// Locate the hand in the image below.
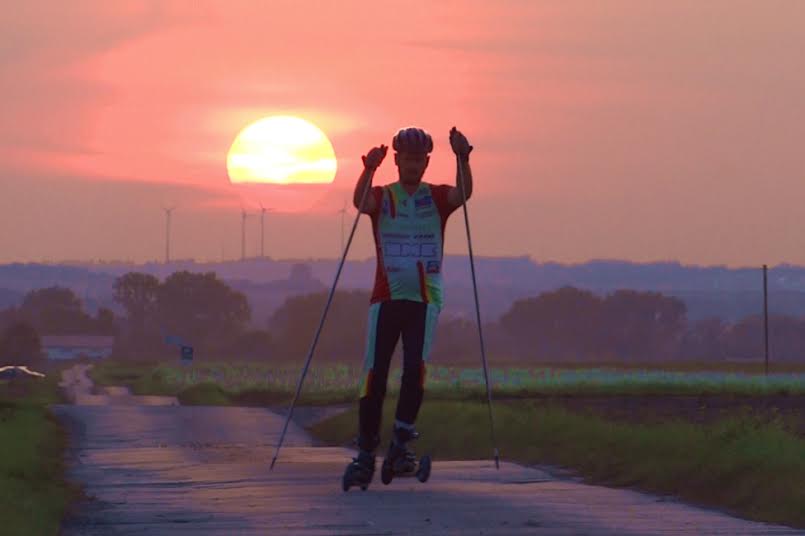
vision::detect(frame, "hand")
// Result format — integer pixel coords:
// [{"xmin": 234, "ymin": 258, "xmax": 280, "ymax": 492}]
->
[
  {"xmin": 361, "ymin": 144, "xmax": 388, "ymax": 170},
  {"xmin": 450, "ymin": 127, "xmax": 473, "ymax": 159}
]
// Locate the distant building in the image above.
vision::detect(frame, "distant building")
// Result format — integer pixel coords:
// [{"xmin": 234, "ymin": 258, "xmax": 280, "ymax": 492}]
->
[{"xmin": 41, "ymin": 335, "xmax": 115, "ymax": 360}]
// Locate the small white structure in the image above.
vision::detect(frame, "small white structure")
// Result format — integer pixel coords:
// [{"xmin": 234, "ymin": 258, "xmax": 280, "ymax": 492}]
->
[
  {"xmin": 0, "ymin": 366, "xmax": 46, "ymax": 379},
  {"xmin": 41, "ymin": 335, "xmax": 115, "ymax": 360}
]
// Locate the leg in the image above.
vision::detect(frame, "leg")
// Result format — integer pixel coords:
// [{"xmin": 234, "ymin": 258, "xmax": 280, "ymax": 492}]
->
[
  {"xmin": 358, "ymin": 301, "xmax": 403, "ymax": 452},
  {"xmin": 395, "ymin": 301, "xmax": 440, "ymax": 429},
  {"xmin": 382, "ymin": 301, "xmax": 440, "ymax": 476}
]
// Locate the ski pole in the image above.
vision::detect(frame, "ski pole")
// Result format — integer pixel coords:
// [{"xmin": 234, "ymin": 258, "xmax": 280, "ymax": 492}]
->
[
  {"xmin": 456, "ymin": 150, "xmax": 500, "ymax": 470},
  {"xmin": 270, "ymin": 176, "xmax": 373, "ymax": 470}
]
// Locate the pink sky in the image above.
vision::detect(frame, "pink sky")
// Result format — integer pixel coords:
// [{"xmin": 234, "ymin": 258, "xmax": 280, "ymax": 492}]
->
[{"xmin": 1, "ymin": 1, "xmax": 804, "ymax": 266}]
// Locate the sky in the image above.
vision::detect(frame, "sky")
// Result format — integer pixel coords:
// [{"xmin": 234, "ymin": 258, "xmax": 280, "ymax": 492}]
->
[{"xmin": 1, "ymin": 1, "xmax": 804, "ymax": 267}]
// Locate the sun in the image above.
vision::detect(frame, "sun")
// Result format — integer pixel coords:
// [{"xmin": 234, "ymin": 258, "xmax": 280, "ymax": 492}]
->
[{"xmin": 227, "ymin": 116, "xmax": 337, "ymax": 184}]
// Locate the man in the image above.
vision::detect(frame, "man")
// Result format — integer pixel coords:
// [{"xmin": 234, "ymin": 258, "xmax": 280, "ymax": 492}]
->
[{"xmin": 343, "ymin": 125, "xmax": 473, "ymax": 488}]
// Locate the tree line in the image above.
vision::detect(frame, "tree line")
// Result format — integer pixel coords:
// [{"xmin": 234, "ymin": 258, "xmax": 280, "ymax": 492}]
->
[{"xmin": 1, "ymin": 271, "xmax": 801, "ymax": 366}]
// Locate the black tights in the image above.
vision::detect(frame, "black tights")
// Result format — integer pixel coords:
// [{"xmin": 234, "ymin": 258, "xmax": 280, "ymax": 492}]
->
[{"xmin": 358, "ymin": 300, "xmax": 429, "ymax": 452}]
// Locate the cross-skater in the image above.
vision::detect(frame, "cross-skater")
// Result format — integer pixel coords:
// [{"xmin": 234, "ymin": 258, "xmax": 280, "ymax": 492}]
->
[{"xmin": 342, "ymin": 125, "xmax": 474, "ymax": 490}]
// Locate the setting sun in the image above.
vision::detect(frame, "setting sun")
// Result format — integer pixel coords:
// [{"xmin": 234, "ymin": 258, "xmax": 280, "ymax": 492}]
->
[{"xmin": 226, "ymin": 116, "xmax": 337, "ymax": 185}]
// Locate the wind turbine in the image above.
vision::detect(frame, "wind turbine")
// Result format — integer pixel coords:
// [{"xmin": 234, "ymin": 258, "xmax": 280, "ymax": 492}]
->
[{"xmin": 163, "ymin": 206, "xmax": 176, "ymax": 264}]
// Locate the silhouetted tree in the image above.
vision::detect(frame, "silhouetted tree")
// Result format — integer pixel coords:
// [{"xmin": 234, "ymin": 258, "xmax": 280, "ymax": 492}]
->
[
  {"xmin": 0, "ymin": 307, "xmax": 21, "ymax": 333},
  {"xmin": 157, "ymin": 271, "xmax": 250, "ymax": 354},
  {"xmin": 600, "ymin": 290, "xmax": 687, "ymax": 360},
  {"xmin": 113, "ymin": 272, "xmax": 160, "ymax": 340},
  {"xmin": 228, "ymin": 329, "xmax": 274, "ymax": 359},
  {"xmin": 501, "ymin": 287, "xmax": 605, "ymax": 359},
  {"xmin": 723, "ymin": 314, "xmax": 805, "ymax": 361},
  {"xmin": 0, "ymin": 322, "xmax": 42, "ymax": 366},
  {"xmin": 766, "ymin": 315, "xmax": 805, "ymax": 361},
  {"xmin": 270, "ymin": 290, "xmax": 371, "ymax": 361},
  {"xmin": 722, "ymin": 315, "xmax": 764, "ymax": 360},
  {"xmin": 19, "ymin": 286, "xmax": 92, "ymax": 335},
  {"xmin": 679, "ymin": 317, "xmax": 728, "ymax": 360},
  {"xmin": 95, "ymin": 307, "xmax": 117, "ymax": 336},
  {"xmin": 430, "ymin": 316, "xmax": 477, "ymax": 362}
]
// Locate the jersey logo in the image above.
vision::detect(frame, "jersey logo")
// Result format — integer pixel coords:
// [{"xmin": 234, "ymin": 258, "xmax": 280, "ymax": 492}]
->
[
  {"xmin": 414, "ymin": 196, "xmax": 433, "ymax": 208},
  {"xmin": 384, "ymin": 242, "xmax": 438, "ymax": 258}
]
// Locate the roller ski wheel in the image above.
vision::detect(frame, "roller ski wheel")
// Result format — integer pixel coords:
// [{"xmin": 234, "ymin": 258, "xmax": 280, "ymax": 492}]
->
[
  {"xmin": 341, "ymin": 452, "xmax": 374, "ymax": 492},
  {"xmin": 416, "ymin": 454, "xmax": 432, "ymax": 483},
  {"xmin": 381, "ymin": 445, "xmax": 431, "ymax": 485},
  {"xmin": 381, "ymin": 458, "xmax": 394, "ymax": 485}
]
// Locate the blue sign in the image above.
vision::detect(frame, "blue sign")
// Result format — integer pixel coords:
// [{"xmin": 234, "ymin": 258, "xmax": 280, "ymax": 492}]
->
[{"xmin": 180, "ymin": 345, "xmax": 194, "ymax": 362}]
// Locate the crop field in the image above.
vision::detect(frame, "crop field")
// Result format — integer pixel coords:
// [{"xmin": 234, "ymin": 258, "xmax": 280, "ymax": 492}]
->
[
  {"xmin": 128, "ymin": 361, "xmax": 805, "ymax": 397},
  {"xmin": 89, "ymin": 360, "xmax": 805, "ymax": 436}
]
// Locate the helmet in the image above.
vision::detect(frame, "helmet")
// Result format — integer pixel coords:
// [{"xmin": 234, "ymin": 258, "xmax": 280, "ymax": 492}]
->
[{"xmin": 392, "ymin": 126, "xmax": 433, "ymax": 154}]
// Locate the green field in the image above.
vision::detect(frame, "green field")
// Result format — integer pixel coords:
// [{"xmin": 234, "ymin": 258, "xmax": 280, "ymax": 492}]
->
[
  {"xmin": 310, "ymin": 400, "xmax": 805, "ymax": 529},
  {"xmin": 0, "ymin": 368, "xmax": 77, "ymax": 536},
  {"xmin": 90, "ymin": 359, "xmax": 805, "ymax": 405}
]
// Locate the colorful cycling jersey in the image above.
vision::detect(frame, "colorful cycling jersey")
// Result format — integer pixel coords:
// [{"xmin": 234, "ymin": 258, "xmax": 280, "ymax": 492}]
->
[{"xmin": 368, "ymin": 181, "xmax": 459, "ymax": 308}]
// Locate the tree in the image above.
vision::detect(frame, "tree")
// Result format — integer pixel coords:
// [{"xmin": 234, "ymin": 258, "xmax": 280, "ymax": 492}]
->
[
  {"xmin": 19, "ymin": 286, "xmax": 92, "ymax": 335},
  {"xmin": 500, "ymin": 286, "xmax": 605, "ymax": 360},
  {"xmin": 95, "ymin": 307, "xmax": 117, "ymax": 336},
  {"xmin": 600, "ymin": 290, "xmax": 687, "ymax": 360},
  {"xmin": 0, "ymin": 322, "xmax": 42, "ymax": 366},
  {"xmin": 430, "ymin": 316, "xmax": 477, "ymax": 362},
  {"xmin": 723, "ymin": 314, "xmax": 805, "ymax": 362},
  {"xmin": 229, "ymin": 330, "xmax": 274, "ymax": 359},
  {"xmin": 270, "ymin": 290, "xmax": 371, "ymax": 361},
  {"xmin": 679, "ymin": 317, "xmax": 728, "ymax": 361},
  {"xmin": 157, "ymin": 271, "xmax": 251, "ymax": 353},
  {"xmin": 722, "ymin": 315, "xmax": 764, "ymax": 361},
  {"xmin": 766, "ymin": 315, "xmax": 805, "ymax": 361},
  {"xmin": 113, "ymin": 272, "xmax": 160, "ymax": 339}
]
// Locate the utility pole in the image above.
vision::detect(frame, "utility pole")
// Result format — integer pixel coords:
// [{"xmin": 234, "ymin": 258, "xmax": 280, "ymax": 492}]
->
[{"xmin": 763, "ymin": 264, "xmax": 770, "ymax": 375}]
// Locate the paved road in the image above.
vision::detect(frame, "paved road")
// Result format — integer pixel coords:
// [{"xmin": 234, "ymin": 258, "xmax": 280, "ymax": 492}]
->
[{"xmin": 54, "ymin": 367, "xmax": 804, "ymax": 535}]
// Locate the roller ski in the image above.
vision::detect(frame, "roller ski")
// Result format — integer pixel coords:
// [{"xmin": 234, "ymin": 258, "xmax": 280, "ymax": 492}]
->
[
  {"xmin": 380, "ymin": 426, "xmax": 431, "ymax": 485},
  {"xmin": 342, "ymin": 449, "xmax": 375, "ymax": 492}
]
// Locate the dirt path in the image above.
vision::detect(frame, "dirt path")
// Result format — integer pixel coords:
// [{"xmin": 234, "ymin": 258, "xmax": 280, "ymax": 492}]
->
[{"xmin": 54, "ymin": 365, "xmax": 804, "ymax": 535}]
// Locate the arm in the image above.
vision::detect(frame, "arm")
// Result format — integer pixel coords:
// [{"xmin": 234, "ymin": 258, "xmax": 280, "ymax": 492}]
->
[
  {"xmin": 353, "ymin": 166, "xmax": 378, "ymax": 215},
  {"xmin": 448, "ymin": 156, "xmax": 472, "ymax": 208},
  {"xmin": 354, "ymin": 144, "xmax": 387, "ymax": 215},
  {"xmin": 447, "ymin": 127, "xmax": 473, "ymax": 208}
]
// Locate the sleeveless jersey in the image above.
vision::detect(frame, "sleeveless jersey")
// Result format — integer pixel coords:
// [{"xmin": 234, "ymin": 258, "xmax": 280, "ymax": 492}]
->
[{"xmin": 368, "ymin": 181, "xmax": 458, "ymax": 308}]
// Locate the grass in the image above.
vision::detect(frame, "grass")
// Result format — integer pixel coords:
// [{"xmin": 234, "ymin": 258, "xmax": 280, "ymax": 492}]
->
[
  {"xmin": 88, "ymin": 360, "xmax": 180, "ymax": 397},
  {"xmin": 89, "ymin": 359, "xmax": 805, "ymax": 405},
  {"xmin": 309, "ymin": 400, "xmax": 805, "ymax": 529},
  {"xmin": 0, "ymin": 364, "xmax": 78, "ymax": 535}
]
